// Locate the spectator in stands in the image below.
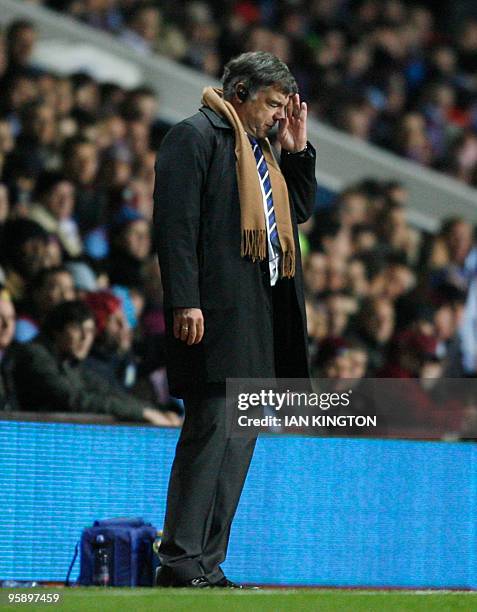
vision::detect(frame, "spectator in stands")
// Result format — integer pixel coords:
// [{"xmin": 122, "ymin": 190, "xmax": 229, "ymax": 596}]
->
[
  {"xmin": 29, "ymin": 171, "xmax": 83, "ymax": 258},
  {"xmin": 98, "ymin": 143, "xmax": 133, "ymax": 216},
  {"xmin": 327, "ymin": 258, "xmax": 348, "ymax": 292},
  {"xmin": 303, "ymin": 251, "xmax": 328, "ymax": 297},
  {"xmin": 74, "ymin": 0, "xmax": 123, "ymax": 34},
  {"xmin": 123, "ymin": 86, "xmax": 157, "ymax": 125},
  {"xmin": 312, "ymin": 337, "xmax": 352, "ymax": 379},
  {"xmin": 12, "ymin": 299, "xmax": 176, "ymax": 425},
  {"xmin": 44, "ymin": 234, "xmax": 64, "ymax": 268},
  {"xmin": 347, "ymin": 256, "xmax": 370, "ymax": 298},
  {"xmin": 432, "ymin": 284, "xmax": 467, "ymax": 376},
  {"xmin": 0, "ymin": 218, "xmax": 50, "ymax": 302},
  {"xmin": 0, "ymin": 122, "xmax": 14, "ymax": 176},
  {"xmin": 0, "ymin": 183, "xmax": 10, "ymax": 228},
  {"xmin": 310, "ymin": 220, "xmax": 352, "ymax": 260},
  {"xmin": 337, "ymin": 188, "xmax": 369, "ymax": 229},
  {"xmin": 428, "ymin": 216, "xmax": 475, "ymax": 276},
  {"xmin": 71, "ymin": 72, "xmax": 101, "ymax": 119},
  {"xmin": 394, "ymin": 113, "xmax": 433, "ymax": 166},
  {"xmin": 370, "ymin": 258, "xmax": 416, "ymax": 302},
  {"xmin": 182, "ymin": 2, "xmax": 221, "ymax": 76},
  {"xmin": 83, "ymin": 290, "xmax": 137, "ymax": 392},
  {"xmin": 0, "ymin": 290, "xmax": 16, "ymax": 410},
  {"xmin": 352, "ymin": 296, "xmax": 396, "ymax": 374},
  {"xmin": 324, "ymin": 291, "xmax": 357, "ymax": 338},
  {"xmin": 108, "ymin": 206, "xmax": 150, "ymax": 290},
  {"xmin": 378, "ymin": 201, "xmax": 421, "ymax": 265},
  {"xmin": 379, "ymin": 330, "xmax": 443, "ymax": 379},
  {"xmin": 347, "ymin": 340, "xmax": 369, "ymax": 379},
  {"xmin": 63, "ymin": 137, "xmax": 105, "ymax": 234},
  {"xmin": 14, "ymin": 265, "xmax": 75, "ymax": 343},
  {"xmin": 4, "ymin": 20, "xmax": 37, "ymax": 77},
  {"xmin": 14, "ymin": 101, "xmax": 59, "ymax": 176},
  {"xmin": 119, "ymin": 3, "xmax": 161, "ymax": 56},
  {"xmin": 351, "ymin": 225, "xmax": 378, "ymax": 256}
]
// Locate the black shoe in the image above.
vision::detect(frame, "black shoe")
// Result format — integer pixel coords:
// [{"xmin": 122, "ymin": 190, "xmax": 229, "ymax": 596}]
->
[
  {"xmin": 211, "ymin": 576, "xmax": 259, "ymax": 589},
  {"xmin": 155, "ymin": 566, "xmax": 173, "ymax": 587},
  {"xmin": 155, "ymin": 567, "xmax": 211, "ymax": 588},
  {"xmin": 186, "ymin": 576, "xmax": 211, "ymax": 588}
]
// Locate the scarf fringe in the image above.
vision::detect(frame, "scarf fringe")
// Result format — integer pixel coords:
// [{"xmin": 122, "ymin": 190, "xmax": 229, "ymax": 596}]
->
[
  {"xmin": 241, "ymin": 229, "xmax": 267, "ymax": 262},
  {"xmin": 281, "ymin": 250, "xmax": 295, "ymax": 278}
]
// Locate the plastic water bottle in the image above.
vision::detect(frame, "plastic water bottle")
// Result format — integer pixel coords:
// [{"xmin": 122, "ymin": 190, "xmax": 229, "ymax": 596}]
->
[{"xmin": 93, "ymin": 534, "xmax": 111, "ymax": 586}]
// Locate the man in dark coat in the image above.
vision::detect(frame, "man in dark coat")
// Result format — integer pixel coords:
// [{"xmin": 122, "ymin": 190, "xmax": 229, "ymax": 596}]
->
[{"xmin": 153, "ymin": 51, "xmax": 317, "ymax": 588}]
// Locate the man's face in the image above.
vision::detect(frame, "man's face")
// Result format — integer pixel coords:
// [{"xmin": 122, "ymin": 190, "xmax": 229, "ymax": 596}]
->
[
  {"xmin": 341, "ymin": 194, "xmax": 368, "ymax": 227},
  {"xmin": 45, "ymin": 181, "xmax": 75, "ymax": 220},
  {"xmin": 133, "ymin": 8, "xmax": 160, "ymax": 42},
  {"xmin": 20, "ymin": 237, "xmax": 48, "ymax": 278},
  {"xmin": 122, "ymin": 219, "xmax": 151, "ymax": 261},
  {"xmin": 304, "ymin": 252, "xmax": 327, "ymax": 293},
  {"xmin": 104, "ymin": 309, "xmax": 131, "ymax": 353},
  {"xmin": 448, "ymin": 221, "xmax": 473, "ymax": 264},
  {"xmin": 0, "ymin": 121, "xmax": 14, "ymax": 154},
  {"xmin": 434, "ymin": 304, "xmax": 455, "ymax": 341},
  {"xmin": 69, "ymin": 144, "xmax": 98, "ymax": 185},
  {"xmin": 0, "ymin": 184, "xmax": 9, "ymax": 223},
  {"xmin": 0, "ymin": 299, "xmax": 15, "ymax": 351},
  {"xmin": 235, "ymin": 85, "xmax": 290, "ymax": 139},
  {"xmin": 36, "ymin": 272, "xmax": 75, "ymax": 313},
  {"xmin": 11, "ymin": 26, "xmax": 37, "ymax": 64},
  {"xmin": 132, "ymin": 94, "xmax": 157, "ymax": 123},
  {"xmin": 368, "ymin": 300, "xmax": 395, "ymax": 343},
  {"xmin": 348, "ymin": 349, "xmax": 368, "ymax": 379},
  {"xmin": 325, "ymin": 354, "xmax": 352, "ymax": 379},
  {"xmin": 55, "ymin": 319, "xmax": 95, "ymax": 360},
  {"xmin": 32, "ymin": 105, "xmax": 56, "ymax": 145}
]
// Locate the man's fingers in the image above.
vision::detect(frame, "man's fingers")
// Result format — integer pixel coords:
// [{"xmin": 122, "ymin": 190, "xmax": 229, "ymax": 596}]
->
[
  {"xmin": 180, "ymin": 323, "xmax": 189, "ymax": 342},
  {"xmin": 196, "ymin": 317, "xmax": 204, "ymax": 343},
  {"xmin": 179, "ymin": 316, "xmax": 192, "ymax": 342},
  {"xmin": 187, "ymin": 321, "xmax": 197, "ymax": 345},
  {"xmin": 190, "ymin": 316, "xmax": 204, "ymax": 344},
  {"xmin": 286, "ymin": 97, "xmax": 294, "ymax": 118},
  {"xmin": 173, "ymin": 308, "xmax": 204, "ymax": 344},
  {"xmin": 175, "ymin": 315, "xmax": 205, "ymax": 344},
  {"xmin": 292, "ymin": 93, "xmax": 300, "ymax": 118},
  {"xmin": 278, "ymin": 115, "xmax": 288, "ymax": 133}
]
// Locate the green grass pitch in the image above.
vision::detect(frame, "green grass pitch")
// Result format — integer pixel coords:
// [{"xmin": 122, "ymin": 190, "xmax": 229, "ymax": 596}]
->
[{"xmin": 2, "ymin": 588, "xmax": 477, "ymax": 612}]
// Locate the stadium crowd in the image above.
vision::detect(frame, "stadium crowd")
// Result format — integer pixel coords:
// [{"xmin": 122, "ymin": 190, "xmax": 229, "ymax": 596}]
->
[
  {"xmin": 0, "ymin": 15, "xmax": 477, "ymax": 436},
  {"xmin": 44, "ymin": 0, "xmax": 477, "ymax": 186}
]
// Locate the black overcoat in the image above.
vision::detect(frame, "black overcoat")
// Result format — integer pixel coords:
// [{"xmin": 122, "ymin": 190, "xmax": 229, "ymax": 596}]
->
[{"xmin": 153, "ymin": 107, "xmax": 317, "ymax": 397}]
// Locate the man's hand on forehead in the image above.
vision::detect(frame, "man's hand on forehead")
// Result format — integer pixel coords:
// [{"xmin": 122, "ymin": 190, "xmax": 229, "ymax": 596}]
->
[
  {"xmin": 287, "ymin": 93, "xmax": 302, "ymax": 118},
  {"xmin": 278, "ymin": 92, "xmax": 308, "ymax": 152}
]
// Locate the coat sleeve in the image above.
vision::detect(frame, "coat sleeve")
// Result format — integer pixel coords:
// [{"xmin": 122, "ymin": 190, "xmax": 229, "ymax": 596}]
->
[
  {"xmin": 280, "ymin": 143, "xmax": 317, "ymax": 224},
  {"xmin": 153, "ymin": 121, "xmax": 210, "ymax": 309}
]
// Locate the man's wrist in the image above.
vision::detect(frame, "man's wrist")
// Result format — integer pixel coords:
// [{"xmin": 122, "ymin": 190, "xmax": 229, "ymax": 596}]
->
[{"xmin": 283, "ymin": 143, "xmax": 308, "ymax": 155}]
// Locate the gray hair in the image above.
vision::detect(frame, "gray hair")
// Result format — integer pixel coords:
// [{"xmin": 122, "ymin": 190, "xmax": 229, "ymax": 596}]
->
[{"xmin": 222, "ymin": 51, "xmax": 297, "ymax": 101}]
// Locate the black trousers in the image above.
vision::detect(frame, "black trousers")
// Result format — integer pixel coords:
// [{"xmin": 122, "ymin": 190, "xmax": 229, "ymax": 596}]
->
[
  {"xmin": 157, "ymin": 391, "xmax": 257, "ymax": 583},
  {"xmin": 157, "ymin": 278, "xmax": 304, "ymax": 582}
]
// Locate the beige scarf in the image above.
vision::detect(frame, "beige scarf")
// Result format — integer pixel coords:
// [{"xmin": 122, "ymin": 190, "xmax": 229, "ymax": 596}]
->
[{"xmin": 201, "ymin": 87, "xmax": 295, "ymax": 278}]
